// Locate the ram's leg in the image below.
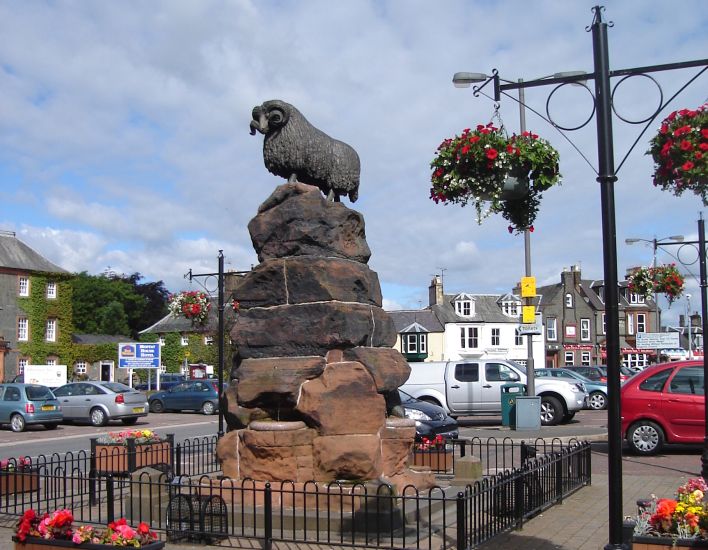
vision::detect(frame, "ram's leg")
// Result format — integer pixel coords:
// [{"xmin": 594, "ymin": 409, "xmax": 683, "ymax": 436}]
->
[
  {"xmin": 288, "ymin": 173, "xmax": 298, "ymax": 184},
  {"xmin": 326, "ymin": 189, "xmax": 336, "ymax": 202}
]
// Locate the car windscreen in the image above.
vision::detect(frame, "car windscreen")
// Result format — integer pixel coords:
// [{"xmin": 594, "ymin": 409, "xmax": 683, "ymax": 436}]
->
[
  {"xmin": 101, "ymin": 382, "xmax": 132, "ymax": 393},
  {"xmin": 25, "ymin": 385, "xmax": 55, "ymax": 401}
]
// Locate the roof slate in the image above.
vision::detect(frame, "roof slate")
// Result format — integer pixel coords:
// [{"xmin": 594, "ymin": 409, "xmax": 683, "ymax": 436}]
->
[{"xmin": 0, "ymin": 233, "xmax": 67, "ymax": 273}]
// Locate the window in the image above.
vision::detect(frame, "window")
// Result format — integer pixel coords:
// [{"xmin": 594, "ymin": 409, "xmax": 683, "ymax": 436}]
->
[
  {"xmin": 546, "ymin": 318, "xmax": 557, "ymax": 341},
  {"xmin": 565, "ymin": 324, "xmax": 577, "ymax": 339},
  {"xmin": 502, "ymin": 301, "xmax": 519, "ymax": 316},
  {"xmin": 75, "ymin": 361, "xmax": 87, "ymax": 375},
  {"xmin": 455, "ymin": 298, "xmax": 473, "ymax": 317},
  {"xmin": 18, "ymin": 358, "xmax": 27, "ymax": 374},
  {"xmin": 486, "ymin": 363, "xmax": 519, "ymax": 382},
  {"xmin": 565, "ymin": 293, "xmax": 573, "ymax": 308},
  {"xmin": 181, "ymin": 335, "xmax": 189, "ymax": 346},
  {"xmin": 627, "ymin": 314, "xmax": 635, "ymax": 335},
  {"xmin": 491, "ymin": 328, "xmax": 500, "ymax": 346},
  {"xmin": 564, "ymin": 351, "xmax": 574, "ymax": 366},
  {"xmin": 18, "ymin": 317, "xmax": 28, "ymax": 341},
  {"xmin": 159, "ymin": 335, "xmax": 165, "ymax": 346},
  {"xmin": 515, "ymin": 329, "xmax": 523, "ymax": 346},
  {"xmin": 46, "ymin": 319, "xmax": 56, "ymax": 342},
  {"xmin": 668, "ymin": 366, "xmax": 704, "ymax": 395},
  {"xmin": 637, "ymin": 313, "xmax": 646, "ymax": 334},
  {"xmin": 623, "ymin": 353, "xmax": 649, "ymax": 371},
  {"xmin": 46, "ymin": 358, "xmax": 57, "ymax": 366},
  {"xmin": 454, "ymin": 363, "xmax": 479, "ymax": 382},
  {"xmin": 581, "ymin": 351, "xmax": 591, "ymax": 366},
  {"xmin": 18, "ymin": 276, "xmax": 29, "ymax": 296},
  {"xmin": 580, "ymin": 319, "xmax": 591, "ymax": 341},
  {"xmin": 405, "ymin": 334, "xmax": 417, "ymax": 353},
  {"xmin": 46, "ymin": 281, "xmax": 57, "ymax": 299},
  {"xmin": 419, "ymin": 334, "xmax": 427, "ymax": 353},
  {"xmin": 602, "ymin": 313, "xmax": 606, "ymax": 334},
  {"xmin": 460, "ymin": 327, "xmax": 478, "ymax": 349},
  {"xmin": 639, "ymin": 369, "xmax": 672, "ymax": 392},
  {"xmin": 204, "ymin": 335, "xmax": 213, "ymax": 346},
  {"xmin": 629, "ymin": 292, "xmax": 645, "ymax": 304}
]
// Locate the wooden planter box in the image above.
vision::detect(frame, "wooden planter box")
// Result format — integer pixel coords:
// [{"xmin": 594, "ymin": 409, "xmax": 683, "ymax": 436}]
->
[
  {"xmin": 93, "ymin": 439, "xmax": 172, "ymax": 474},
  {"xmin": 633, "ymin": 536, "xmax": 708, "ymax": 549},
  {"xmin": 411, "ymin": 450, "xmax": 453, "ymax": 472},
  {"xmin": 0, "ymin": 470, "xmax": 39, "ymax": 495},
  {"xmin": 14, "ymin": 536, "xmax": 165, "ymax": 550}
]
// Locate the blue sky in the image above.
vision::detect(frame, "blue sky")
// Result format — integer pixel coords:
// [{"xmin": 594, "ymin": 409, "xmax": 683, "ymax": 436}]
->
[{"xmin": 1, "ymin": 1, "xmax": 706, "ymax": 328}]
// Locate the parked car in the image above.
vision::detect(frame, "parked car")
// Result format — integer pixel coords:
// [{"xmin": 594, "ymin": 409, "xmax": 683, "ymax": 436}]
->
[
  {"xmin": 621, "ymin": 360, "xmax": 704, "ymax": 455},
  {"xmin": 0, "ymin": 383, "xmax": 63, "ymax": 432},
  {"xmin": 564, "ymin": 365, "xmax": 633, "ymax": 383},
  {"xmin": 398, "ymin": 389, "xmax": 459, "ymax": 441},
  {"xmin": 134, "ymin": 373, "xmax": 186, "ymax": 391},
  {"xmin": 52, "ymin": 381, "xmax": 148, "ymax": 426},
  {"xmin": 535, "ymin": 368, "xmax": 608, "ymax": 410},
  {"xmin": 400, "ymin": 359, "xmax": 587, "ymax": 426},
  {"xmin": 148, "ymin": 380, "xmax": 221, "ymax": 415}
]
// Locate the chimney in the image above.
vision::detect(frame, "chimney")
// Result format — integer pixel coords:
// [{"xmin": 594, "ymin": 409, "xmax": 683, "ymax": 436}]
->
[{"xmin": 429, "ymin": 276, "xmax": 444, "ymax": 307}]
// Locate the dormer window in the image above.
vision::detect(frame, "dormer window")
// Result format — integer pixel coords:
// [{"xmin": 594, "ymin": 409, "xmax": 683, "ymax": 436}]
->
[
  {"xmin": 454, "ymin": 293, "xmax": 475, "ymax": 317},
  {"xmin": 501, "ymin": 299, "xmax": 520, "ymax": 317},
  {"xmin": 565, "ymin": 293, "xmax": 573, "ymax": 308}
]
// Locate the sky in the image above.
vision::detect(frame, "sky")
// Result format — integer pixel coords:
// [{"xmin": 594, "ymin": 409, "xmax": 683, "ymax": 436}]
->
[{"xmin": 1, "ymin": 1, "xmax": 706, "ymax": 329}]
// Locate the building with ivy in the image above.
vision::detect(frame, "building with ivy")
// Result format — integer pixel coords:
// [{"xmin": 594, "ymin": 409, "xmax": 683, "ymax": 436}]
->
[{"xmin": 0, "ymin": 230, "xmax": 136, "ymax": 383}]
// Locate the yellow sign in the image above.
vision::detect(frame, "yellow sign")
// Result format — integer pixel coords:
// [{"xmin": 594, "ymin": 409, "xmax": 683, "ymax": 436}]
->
[
  {"xmin": 520, "ymin": 276, "xmax": 536, "ymax": 297},
  {"xmin": 522, "ymin": 305, "xmax": 536, "ymax": 324}
]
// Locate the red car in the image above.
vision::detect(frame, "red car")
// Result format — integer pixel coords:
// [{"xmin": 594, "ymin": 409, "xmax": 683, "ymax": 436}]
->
[{"xmin": 621, "ymin": 360, "xmax": 704, "ymax": 455}]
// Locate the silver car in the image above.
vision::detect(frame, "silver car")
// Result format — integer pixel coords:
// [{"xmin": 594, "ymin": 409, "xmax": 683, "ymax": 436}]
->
[{"xmin": 52, "ymin": 381, "xmax": 148, "ymax": 426}]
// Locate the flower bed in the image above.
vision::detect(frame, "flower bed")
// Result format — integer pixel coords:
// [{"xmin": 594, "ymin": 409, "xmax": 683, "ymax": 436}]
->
[
  {"xmin": 14, "ymin": 509, "xmax": 163, "ymax": 549},
  {"xmin": 1, "ymin": 457, "xmax": 38, "ymax": 495},
  {"xmin": 411, "ymin": 435, "xmax": 453, "ymax": 472},
  {"xmin": 632, "ymin": 477, "xmax": 708, "ymax": 546},
  {"xmin": 92, "ymin": 431, "xmax": 172, "ymax": 474}
]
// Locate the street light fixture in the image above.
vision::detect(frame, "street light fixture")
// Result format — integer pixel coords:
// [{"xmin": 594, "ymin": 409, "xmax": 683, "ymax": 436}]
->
[
  {"xmin": 453, "ymin": 69, "xmax": 586, "ymax": 399},
  {"xmin": 625, "ymin": 235, "xmax": 685, "ymax": 331}
]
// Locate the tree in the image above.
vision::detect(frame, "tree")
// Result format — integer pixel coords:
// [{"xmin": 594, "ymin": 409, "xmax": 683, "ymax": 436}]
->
[{"xmin": 70, "ymin": 272, "xmax": 169, "ymax": 338}]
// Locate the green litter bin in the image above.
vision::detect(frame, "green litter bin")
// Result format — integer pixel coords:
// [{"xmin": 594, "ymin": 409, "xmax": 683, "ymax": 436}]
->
[{"xmin": 501, "ymin": 383, "xmax": 526, "ymax": 427}]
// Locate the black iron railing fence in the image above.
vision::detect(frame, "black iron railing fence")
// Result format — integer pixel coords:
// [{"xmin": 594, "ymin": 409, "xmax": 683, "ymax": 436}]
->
[{"xmin": 0, "ymin": 437, "xmax": 590, "ymax": 549}]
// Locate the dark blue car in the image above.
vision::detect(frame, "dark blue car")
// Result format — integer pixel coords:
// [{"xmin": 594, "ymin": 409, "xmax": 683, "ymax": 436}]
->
[{"xmin": 148, "ymin": 380, "xmax": 220, "ymax": 415}]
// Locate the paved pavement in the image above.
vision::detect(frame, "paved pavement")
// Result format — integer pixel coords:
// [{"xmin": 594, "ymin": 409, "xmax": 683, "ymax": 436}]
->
[{"xmin": 0, "ymin": 419, "xmax": 701, "ymax": 550}]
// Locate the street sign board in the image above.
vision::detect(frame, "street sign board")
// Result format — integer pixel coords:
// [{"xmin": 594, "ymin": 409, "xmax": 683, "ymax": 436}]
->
[
  {"xmin": 636, "ymin": 332, "xmax": 681, "ymax": 349},
  {"xmin": 518, "ymin": 323, "xmax": 542, "ymax": 335},
  {"xmin": 118, "ymin": 343, "xmax": 161, "ymax": 369}
]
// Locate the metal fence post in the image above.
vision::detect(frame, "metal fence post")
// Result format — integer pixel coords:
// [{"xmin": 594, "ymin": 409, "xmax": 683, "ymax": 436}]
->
[
  {"xmin": 555, "ymin": 452, "xmax": 564, "ymax": 503},
  {"xmin": 456, "ymin": 491, "xmax": 466, "ymax": 550},
  {"xmin": 89, "ymin": 438, "xmax": 97, "ymax": 506},
  {"xmin": 514, "ymin": 470, "xmax": 525, "ymax": 528},
  {"xmin": 264, "ymin": 483, "xmax": 272, "ymax": 550},
  {"xmin": 106, "ymin": 475, "xmax": 115, "ymax": 523},
  {"xmin": 126, "ymin": 437, "xmax": 136, "ymax": 472}
]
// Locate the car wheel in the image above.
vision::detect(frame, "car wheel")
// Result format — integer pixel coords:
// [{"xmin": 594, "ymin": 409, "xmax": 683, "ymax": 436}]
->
[
  {"xmin": 588, "ymin": 391, "xmax": 607, "ymax": 410},
  {"xmin": 540, "ymin": 396, "xmax": 563, "ymax": 426},
  {"xmin": 90, "ymin": 407, "xmax": 108, "ymax": 427},
  {"xmin": 10, "ymin": 414, "xmax": 26, "ymax": 433},
  {"xmin": 562, "ymin": 411, "xmax": 576, "ymax": 422},
  {"xmin": 628, "ymin": 421, "xmax": 665, "ymax": 455},
  {"xmin": 44, "ymin": 423, "xmax": 59, "ymax": 430},
  {"xmin": 201, "ymin": 401, "xmax": 216, "ymax": 415},
  {"xmin": 150, "ymin": 400, "xmax": 165, "ymax": 413},
  {"xmin": 420, "ymin": 397, "xmax": 442, "ymax": 408},
  {"xmin": 121, "ymin": 417, "xmax": 139, "ymax": 425}
]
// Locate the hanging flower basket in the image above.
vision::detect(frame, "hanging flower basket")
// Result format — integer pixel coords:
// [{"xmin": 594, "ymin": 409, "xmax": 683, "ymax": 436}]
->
[
  {"xmin": 648, "ymin": 103, "xmax": 707, "ymax": 205},
  {"xmin": 168, "ymin": 291, "xmax": 211, "ymax": 325},
  {"xmin": 429, "ymin": 123, "xmax": 562, "ymax": 233},
  {"xmin": 627, "ymin": 264, "xmax": 685, "ymax": 305}
]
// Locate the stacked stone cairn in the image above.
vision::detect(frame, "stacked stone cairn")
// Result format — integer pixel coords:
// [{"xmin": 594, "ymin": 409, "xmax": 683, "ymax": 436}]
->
[{"xmin": 216, "ymin": 182, "xmax": 434, "ymax": 493}]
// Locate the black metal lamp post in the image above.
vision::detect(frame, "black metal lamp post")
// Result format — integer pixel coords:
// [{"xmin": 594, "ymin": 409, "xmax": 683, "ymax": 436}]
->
[
  {"xmin": 648, "ymin": 216, "xmax": 708, "ymax": 480},
  {"xmin": 473, "ymin": 6, "xmax": 707, "ymax": 548}
]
